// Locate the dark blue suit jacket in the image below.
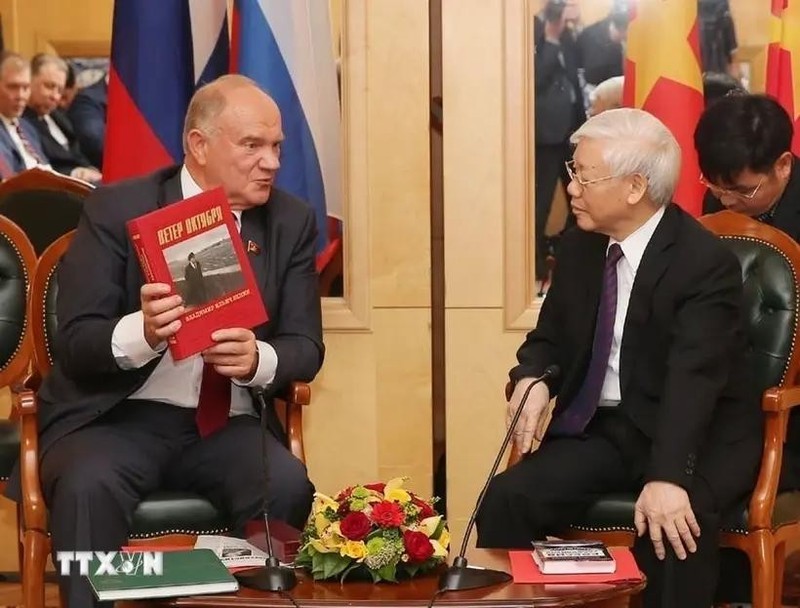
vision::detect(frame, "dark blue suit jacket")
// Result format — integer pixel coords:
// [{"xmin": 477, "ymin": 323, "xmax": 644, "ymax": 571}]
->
[
  {"xmin": 67, "ymin": 78, "xmax": 107, "ymax": 168},
  {"xmin": 0, "ymin": 116, "xmax": 48, "ymax": 174}
]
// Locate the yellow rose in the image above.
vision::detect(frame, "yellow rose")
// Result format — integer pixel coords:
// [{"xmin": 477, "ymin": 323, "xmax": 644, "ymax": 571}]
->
[
  {"xmin": 431, "ymin": 539, "xmax": 448, "ymax": 558},
  {"xmin": 385, "ymin": 488, "xmax": 411, "ymax": 504},
  {"xmin": 314, "ymin": 512, "xmax": 331, "ymax": 536},
  {"xmin": 340, "ymin": 540, "xmax": 367, "ymax": 562},
  {"xmin": 383, "ymin": 476, "xmax": 410, "ymax": 494}
]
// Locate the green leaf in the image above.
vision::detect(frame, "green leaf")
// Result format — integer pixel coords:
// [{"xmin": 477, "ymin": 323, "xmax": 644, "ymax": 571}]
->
[
  {"xmin": 375, "ymin": 563, "xmax": 398, "ymax": 582},
  {"xmin": 403, "ymin": 563, "xmax": 420, "ymax": 578},
  {"xmin": 316, "ymin": 551, "xmax": 350, "ymax": 580},
  {"xmin": 432, "ymin": 519, "xmax": 446, "ymax": 540}
]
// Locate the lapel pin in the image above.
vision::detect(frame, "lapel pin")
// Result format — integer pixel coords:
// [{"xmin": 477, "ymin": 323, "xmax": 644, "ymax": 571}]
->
[{"xmin": 247, "ymin": 240, "xmax": 261, "ymax": 255}]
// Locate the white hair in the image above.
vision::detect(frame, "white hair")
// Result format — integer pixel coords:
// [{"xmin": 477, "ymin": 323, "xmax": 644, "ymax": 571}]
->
[
  {"xmin": 569, "ymin": 108, "xmax": 681, "ymax": 206},
  {"xmin": 589, "ymin": 76, "xmax": 624, "ymax": 109}
]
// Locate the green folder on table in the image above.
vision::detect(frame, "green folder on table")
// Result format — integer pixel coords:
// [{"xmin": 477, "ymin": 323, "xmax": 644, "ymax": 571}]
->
[{"xmin": 87, "ymin": 548, "xmax": 238, "ymax": 602}]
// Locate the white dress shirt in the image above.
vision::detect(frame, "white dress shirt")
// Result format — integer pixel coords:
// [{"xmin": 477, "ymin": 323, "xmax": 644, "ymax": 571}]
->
[
  {"xmin": 0, "ymin": 116, "xmax": 48, "ymax": 169},
  {"xmin": 600, "ymin": 205, "xmax": 666, "ymax": 402},
  {"xmin": 43, "ymin": 114, "xmax": 69, "ymax": 148},
  {"xmin": 111, "ymin": 165, "xmax": 279, "ymax": 417}
]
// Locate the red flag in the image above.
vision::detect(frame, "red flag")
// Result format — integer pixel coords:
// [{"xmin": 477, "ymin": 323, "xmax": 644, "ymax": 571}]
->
[
  {"xmin": 766, "ymin": 0, "xmax": 800, "ymax": 154},
  {"xmin": 624, "ymin": 0, "xmax": 705, "ymax": 216}
]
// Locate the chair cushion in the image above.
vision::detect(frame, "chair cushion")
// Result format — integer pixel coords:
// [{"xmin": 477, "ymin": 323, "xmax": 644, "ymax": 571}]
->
[
  {"xmin": 569, "ymin": 491, "xmax": 800, "ymax": 535},
  {"xmin": 128, "ymin": 491, "xmax": 231, "ymax": 539},
  {"xmin": 0, "ymin": 419, "xmax": 19, "ymax": 480}
]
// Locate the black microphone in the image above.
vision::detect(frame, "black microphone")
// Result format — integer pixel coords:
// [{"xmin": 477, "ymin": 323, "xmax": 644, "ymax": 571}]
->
[
  {"xmin": 234, "ymin": 386, "xmax": 298, "ymax": 592},
  {"xmin": 438, "ymin": 365, "xmax": 561, "ymax": 592}
]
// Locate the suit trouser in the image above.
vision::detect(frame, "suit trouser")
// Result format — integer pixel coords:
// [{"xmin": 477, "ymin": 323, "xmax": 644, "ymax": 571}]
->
[
  {"xmin": 40, "ymin": 399, "xmax": 314, "ymax": 608},
  {"xmin": 534, "ymin": 142, "xmax": 571, "ymax": 280},
  {"xmin": 475, "ymin": 409, "xmax": 723, "ymax": 608}
]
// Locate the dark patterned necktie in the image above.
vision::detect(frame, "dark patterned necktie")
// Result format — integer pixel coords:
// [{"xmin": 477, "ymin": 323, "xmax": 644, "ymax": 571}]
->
[
  {"xmin": 13, "ymin": 120, "xmax": 44, "ymax": 165},
  {"xmin": 551, "ymin": 243, "xmax": 623, "ymax": 435}
]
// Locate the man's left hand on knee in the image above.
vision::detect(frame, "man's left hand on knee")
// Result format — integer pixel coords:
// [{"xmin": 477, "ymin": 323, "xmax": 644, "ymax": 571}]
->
[{"xmin": 634, "ymin": 481, "xmax": 702, "ymax": 561}]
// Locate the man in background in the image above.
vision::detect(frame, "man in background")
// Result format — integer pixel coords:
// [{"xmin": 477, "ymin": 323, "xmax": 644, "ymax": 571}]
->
[
  {"xmin": 695, "ymin": 91, "xmax": 798, "ymax": 608},
  {"xmin": 0, "ymin": 51, "xmax": 48, "ymax": 177},
  {"xmin": 24, "ymin": 53, "xmax": 101, "ymax": 182},
  {"xmin": 533, "ymin": 0, "xmax": 584, "ymax": 283},
  {"xmin": 577, "ymin": 1, "xmax": 628, "ymax": 87},
  {"xmin": 588, "ymin": 76, "xmax": 624, "ymax": 117},
  {"xmin": 67, "ymin": 72, "xmax": 107, "ymax": 168}
]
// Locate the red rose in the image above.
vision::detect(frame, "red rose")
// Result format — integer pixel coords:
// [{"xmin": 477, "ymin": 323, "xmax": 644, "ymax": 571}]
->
[
  {"xmin": 340, "ymin": 512, "xmax": 371, "ymax": 540},
  {"xmin": 411, "ymin": 496, "xmax": 436, "ymax": 519},
  {"xmin": 403, "ymin": 530, "xmax": 435, "ymax": 563},
  {"xmin": 370, "ymin": 500, "xmax": 405, "ymax": 528},
  {"xmin": 364, "ymin": 482, "xmax": 386, "ymax": 493}
]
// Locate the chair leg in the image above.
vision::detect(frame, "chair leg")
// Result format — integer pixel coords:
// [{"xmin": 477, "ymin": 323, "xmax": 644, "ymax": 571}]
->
[
  {"xmin": 747, "ymin": 530, "xmax": 775, "ymax": 608},
  {"xmin": 23, "ymin": 529, "xmax": 47, "ymax": 608},
  {"xmin": 774, "ymin": 541, "xmax": 787, "ymax": 608}
]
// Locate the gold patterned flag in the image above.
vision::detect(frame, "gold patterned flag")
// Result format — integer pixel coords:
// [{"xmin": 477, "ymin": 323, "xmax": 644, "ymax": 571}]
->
[{"xmin": 767, "ymin": 0, "xmax": 800, "ymax": 154}]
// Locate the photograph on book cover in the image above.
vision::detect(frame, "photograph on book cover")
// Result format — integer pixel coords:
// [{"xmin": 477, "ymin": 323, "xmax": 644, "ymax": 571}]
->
[{"xmin": 164, "ymin": 225, "xmax": 246, "ymax": 310}]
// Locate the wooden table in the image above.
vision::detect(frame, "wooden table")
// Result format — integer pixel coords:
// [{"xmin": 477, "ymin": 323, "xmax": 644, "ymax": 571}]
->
[{"xmin": 146, "ymin": 550, "xmax": 645, "ymax": 608}]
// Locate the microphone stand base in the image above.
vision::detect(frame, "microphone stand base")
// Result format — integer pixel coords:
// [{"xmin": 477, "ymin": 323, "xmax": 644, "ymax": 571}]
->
[
  {"xmin": 235, "ymin": 560, "xmax": 298, "ymax": 592},
  {"xmin": 438, "ymin": 564, "xmax": 512, "ymax": 592}
]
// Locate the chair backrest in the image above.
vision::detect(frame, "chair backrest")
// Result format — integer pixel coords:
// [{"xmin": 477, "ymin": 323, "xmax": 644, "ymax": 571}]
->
[
  {"xmin": 30, "ymin": 230, "xmax": 74, "ymax": 376},
  {"xmin": 0, "ymin": 215, "xmax": 36, "ymax": 387},
  {"xmin": 0, "ymin": 168, "xmax": 92, "ymax": 256},
  {"xmin": 699, "ymin": 211, "xmax": 800, "ymax": 394}
]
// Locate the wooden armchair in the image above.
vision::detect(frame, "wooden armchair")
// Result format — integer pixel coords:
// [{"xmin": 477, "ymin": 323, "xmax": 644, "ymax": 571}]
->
[
  {"xmin": 0, "ymin": 167, "xmax": 93, "ymax": 255},
  {"xmin": 17, "ymin": 231, "xmax": 312, "ymax": 608},
  {"xmin": 507, "ymin": 211, "xmax": 800, "ymax": 608}
]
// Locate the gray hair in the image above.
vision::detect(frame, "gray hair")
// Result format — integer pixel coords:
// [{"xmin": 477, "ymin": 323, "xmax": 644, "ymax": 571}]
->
[
  {"xmin": 31, "ymin": 53, "xmax": 68, "ymax": 78},
  {"xmin": 569, "ymin": 108, "xmax": 680, "ymax": 206}
]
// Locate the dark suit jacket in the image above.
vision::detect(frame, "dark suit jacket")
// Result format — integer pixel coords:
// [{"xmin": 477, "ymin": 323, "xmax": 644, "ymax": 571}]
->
[
  {"xmin": 183, "ymin": 261, "xmax": 208, "ymax": 306},
  {"xmin": 23, "ymin": 107, "xmax": 93, "ymax": 175},
  {"xmin": 33, "ymin": 165, "xmax": 324, "ymax": 458},
  {"xmin": 533, "ymin": 16, "xmax": 585, "ymax": 145},
  {"xmin": 67, "ymin": 78, "xmax": 107, "ymax": 168},
  {"xmin": 576, "ymin": 18, "xmax": 624, "ymax": 86},
  {"xmin": 704, "ymin": 158, "xmax": 800, "ymax": 489},
  {"xmin": 0, "ymin": 117, "xmax": 47, "ymax": 174},
  {"xmin": 511, "ymin": 204, "xmax": 762, "ymax": 508}
]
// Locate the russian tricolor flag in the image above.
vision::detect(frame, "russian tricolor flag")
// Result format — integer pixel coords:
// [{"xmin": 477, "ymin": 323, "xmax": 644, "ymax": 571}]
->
[
  {"xmin": 231, "ymin": 0, "xmax": 343, "ymax": 257},
  {"xmin": 104, "ymin": 0, "xmax": 229, "ymax": 183}
]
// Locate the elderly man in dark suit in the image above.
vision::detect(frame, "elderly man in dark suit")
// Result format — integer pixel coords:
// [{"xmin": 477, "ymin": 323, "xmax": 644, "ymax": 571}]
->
[
  {"xmin": 23, "ymin": 53, "xmax": 101, "ymax": 182},
  {"xmin": 6, "ymin": 74, "xmax": 324, "ymax": 608},
  {"xmin": 476, "ymin": 108, "xmax": 762, "ymax": 608},
  {"xmin": 0, "ymin": 51, "xmax": 48, "ymax": 177}
]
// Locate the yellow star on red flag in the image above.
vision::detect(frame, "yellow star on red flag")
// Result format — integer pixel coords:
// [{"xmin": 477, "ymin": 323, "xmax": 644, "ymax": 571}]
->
[
  {"xmin": 623, "ymin": 0, "xmax": 705, "ymax": 216},
  {"xmin": 767, "ymin": 0, "xmax": 800, "ymax": 153}
]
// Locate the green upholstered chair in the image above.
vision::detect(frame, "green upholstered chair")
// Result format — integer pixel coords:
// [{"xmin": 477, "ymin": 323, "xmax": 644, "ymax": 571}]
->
[
  {"xmin": 507, "ymin": 211, "xmax": 800, "ymax": 608},
  {"xmin": 0, "ymin": 216, "xmax": 36, "ymax": 579},
  {"xmin": 17, "ymin": 231, "xmax": 312, "ymax": 608}
]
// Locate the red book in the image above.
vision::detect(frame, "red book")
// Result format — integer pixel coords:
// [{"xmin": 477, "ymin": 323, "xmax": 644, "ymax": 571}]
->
[
  {"xmin": 127, "ymin": 188, "xmax": 267, "ymax": 360},
  {"xmin": 508, "ymin": 546, "xmax": 642, "ymax": 584}
]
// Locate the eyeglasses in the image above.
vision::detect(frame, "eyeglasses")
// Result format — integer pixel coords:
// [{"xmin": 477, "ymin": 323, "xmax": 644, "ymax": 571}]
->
[
  {"xmin": 699, "ymin": 174, "xmax": 764, "ymax": 201},
  {"xmin": 564, "ymin": 160, "xmax": 619, "ymax": 189}
]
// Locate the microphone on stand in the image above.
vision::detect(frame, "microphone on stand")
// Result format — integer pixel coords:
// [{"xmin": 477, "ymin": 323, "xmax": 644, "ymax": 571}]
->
[
  {"xmin": 234, "ymin": 386, "xmax": 298, "ymax": 592},
  {"xmin": 438, "ymin": 365, "xmax": 561, "ymax": 592}
]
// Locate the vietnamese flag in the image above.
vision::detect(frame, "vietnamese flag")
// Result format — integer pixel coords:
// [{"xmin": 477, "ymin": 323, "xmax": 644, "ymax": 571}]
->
[
  {"xmin": 766, "ymin": 0, "xmax": 800, "ymax": 154},
  {"xmin": 623, "ymin": 0, "xmax": 705, "ymax": 217}
]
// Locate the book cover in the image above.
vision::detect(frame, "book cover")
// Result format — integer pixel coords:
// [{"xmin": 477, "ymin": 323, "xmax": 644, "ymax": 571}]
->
[
  {"xmin": 531, "ymin": 540, "xmax": 615, "ymax": 575},
  {"xmin": 127, "ymin": 187, "xmax": 267, "ymax": 360},
  {"xmin": 194, "ymin": 535, "xmax": 268, "ymax": 570},
  {"xmin": 509, "ymin": 546, "xmax": 641, "ymax": 584},
  {"xmin": 87, "ymin": 549, "xmax": 238, "ymax": 602}
]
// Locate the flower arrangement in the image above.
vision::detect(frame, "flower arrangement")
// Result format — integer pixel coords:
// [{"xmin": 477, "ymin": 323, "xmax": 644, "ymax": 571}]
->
[{"xmin": 295, "ymin": 477, "xmax": 450, "ymax": 582}]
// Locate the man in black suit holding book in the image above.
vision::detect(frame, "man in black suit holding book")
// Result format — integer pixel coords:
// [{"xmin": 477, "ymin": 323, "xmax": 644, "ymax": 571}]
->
[
  {"xmin": 475, "ymin": 108, "xmax": 762, "ymax": 608},
  {"xmin": 6, "ymin": 74, "xmax": 324, "ymax": 608}
]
